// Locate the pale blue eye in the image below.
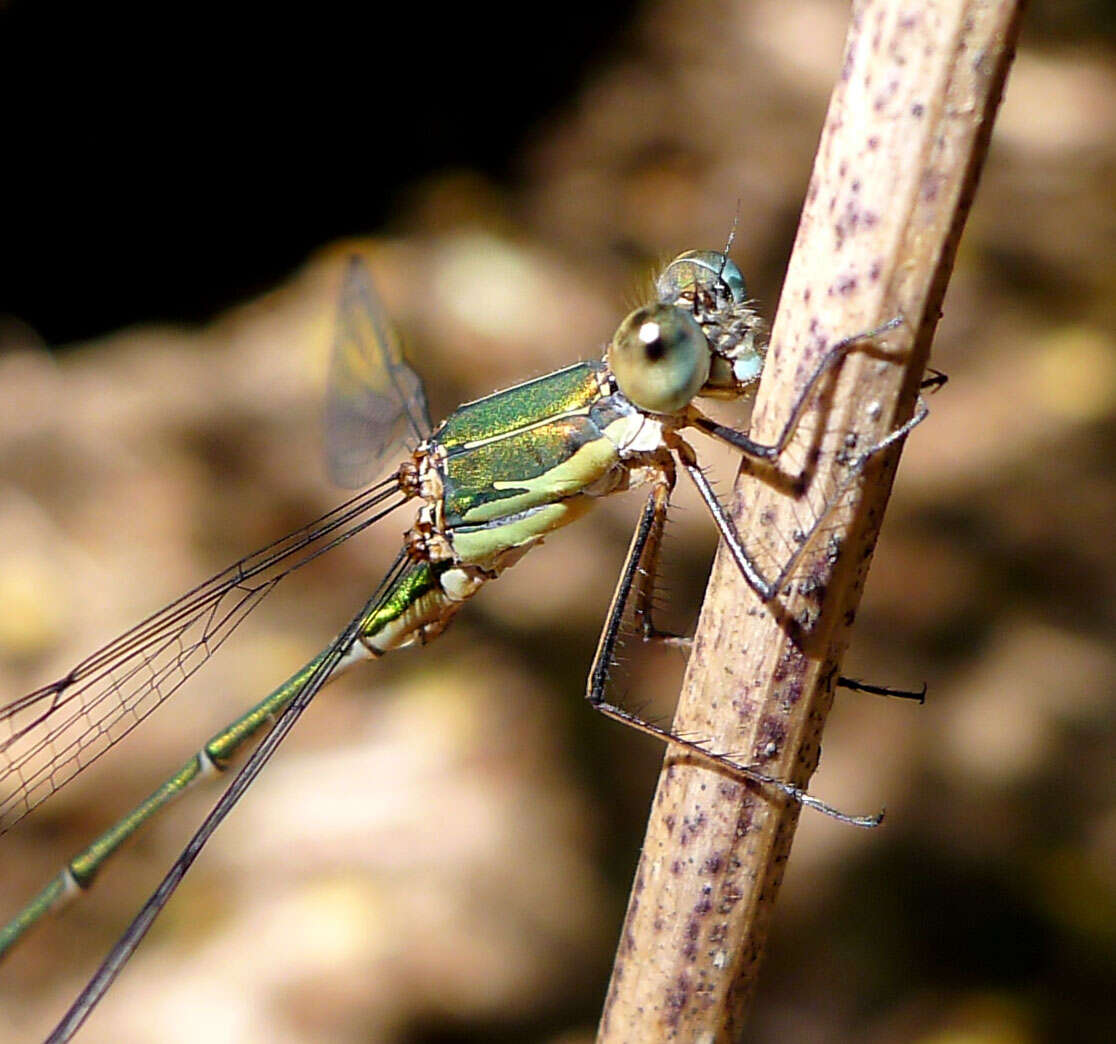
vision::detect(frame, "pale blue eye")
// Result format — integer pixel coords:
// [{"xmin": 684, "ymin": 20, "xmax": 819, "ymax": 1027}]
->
[{"xmin": 656, "ymin": 250, "xmax": 747, "ymax": 308}]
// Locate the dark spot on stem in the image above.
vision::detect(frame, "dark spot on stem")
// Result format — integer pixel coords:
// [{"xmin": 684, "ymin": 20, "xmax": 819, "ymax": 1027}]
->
[
  {"xmin": 755, "ymin": 716, "xmax": 787, "ymax": 761},
  {"xmin": 664, "ymin": 975, "xmax": 691, "ymax": 1027}
]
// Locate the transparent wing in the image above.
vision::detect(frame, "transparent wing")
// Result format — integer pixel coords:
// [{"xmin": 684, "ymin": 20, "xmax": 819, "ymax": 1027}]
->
[
  {"xmin": 48, "ymin": 551, "xmax": 415, "ymax": 1039},
  {"xmin": 0, "ymin": 479, "xmax": 409, "ymax": 834},
  {"xmin": 325, "ymin": 256, "xmax": 432, "ymax": 489}
]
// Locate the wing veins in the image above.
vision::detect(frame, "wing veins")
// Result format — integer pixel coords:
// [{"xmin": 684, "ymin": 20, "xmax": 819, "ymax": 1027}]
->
[{"xmin": 0, "ymin": 479, "xmax": 409, "ymax": 832}]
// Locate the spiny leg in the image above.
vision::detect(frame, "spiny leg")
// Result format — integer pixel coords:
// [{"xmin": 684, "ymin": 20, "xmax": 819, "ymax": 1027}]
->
[
  {"xmin": 675, "ymin": 397, "xmax": 930, "ymax": 604},
  {"xmin": 585, "ymin": 468, "xmax": 880, "ymax": 828},
  {"xmin": 602, "ymin": 469, "xmax": 931, "ymax": 705},
  {"xmin": 587, "ymin": 338, "xmax": 932, "ymax": 811},
  {"xmin": 617, "ymin": 512, "xmax": 928, "ymax": 696},
  {"xmin": 588, "ymin": 481, "xmax": 669, "ymax": 702},
  {"xmin": 669, "ymin": 413, "xmax": 924, "ymax": 696},
  {"xmin": 689, "ymin": 317, "xmax": 905, "ymax": 460},
  {"xmin": 588, "ymin": 688, "xmax": 881, "ymax": 826},
  {"xmin": 837, "ymin": 676, "xmax": 927, "ymax": 703},
  {"xmin": 629, "ymin": 459, "xmax": 691, "ymax": 648},
  {"xmin": 624, "ymin": 495, "xmax": 928, "ymax": 701},
  {"xmin": 630, "ymin": 633, "xmax": 926, "ymax": 703},
  {"xmin": 921, "ymin": 368, "xmax": 948, "ymax": 392}
]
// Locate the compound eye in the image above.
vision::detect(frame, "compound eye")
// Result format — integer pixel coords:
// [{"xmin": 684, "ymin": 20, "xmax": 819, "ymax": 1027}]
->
[
  {"xmin": 656, "ymin": 250, "xmax": 747, "ymax": 307},
  {"xmin": 608, "ymin": 303, "xmax": 711, "ymax": 414}
]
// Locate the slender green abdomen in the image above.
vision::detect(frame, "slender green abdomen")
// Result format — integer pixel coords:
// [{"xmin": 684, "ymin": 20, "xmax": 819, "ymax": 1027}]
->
[
  {"xmin": 0, "ymin": 649, "xmax": 333, "ymax": 959},
  {"xmin": 358, "ymin": 560, "xmax": 465, "ymax": 653},
  {"xmin": 0, "ymin": 560, "xmax": 464, "ymax": 959}
]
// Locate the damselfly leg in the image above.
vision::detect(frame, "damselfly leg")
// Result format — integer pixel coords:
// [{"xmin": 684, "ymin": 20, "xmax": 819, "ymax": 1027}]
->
[{"xmin": 585, "ymin": 319, "xmax": 936, "ymax": 807}]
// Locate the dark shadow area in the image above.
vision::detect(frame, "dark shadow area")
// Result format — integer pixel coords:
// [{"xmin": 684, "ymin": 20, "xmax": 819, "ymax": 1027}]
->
[{"xmin": 1, "ymin": 0, "xmax": 641, "ymax": 343}]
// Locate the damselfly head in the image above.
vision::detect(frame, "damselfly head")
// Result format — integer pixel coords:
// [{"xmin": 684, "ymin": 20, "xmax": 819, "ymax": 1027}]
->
[
  {"xmin": 608, "ymin": 250, "xmax": 768, "ymax": 413},
  {"xmin": 663, "ymin": 250, "xmax": 767, "ymax": 402}
]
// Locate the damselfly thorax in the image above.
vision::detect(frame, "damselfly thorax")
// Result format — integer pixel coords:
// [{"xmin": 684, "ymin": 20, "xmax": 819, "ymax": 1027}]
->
[{"xmin": 346, "ymin": 250, "xmax": 769, "ymax": 660}]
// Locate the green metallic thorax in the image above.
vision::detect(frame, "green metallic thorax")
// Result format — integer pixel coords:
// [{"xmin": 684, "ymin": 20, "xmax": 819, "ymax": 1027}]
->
[
  {"xmin": 434, "ymin": 361, "xmax": 608, "ymax": 449},
  {"xmin": 355, "ymin": 362, "xmax": 655, "ymax": 654},
  {"xmin": 437, "ymin": 362, "xmax": 617, "ymax": 528},
  {"xmin": 427, "ymin": 362, "xmax": 639, "ymax": 566}
]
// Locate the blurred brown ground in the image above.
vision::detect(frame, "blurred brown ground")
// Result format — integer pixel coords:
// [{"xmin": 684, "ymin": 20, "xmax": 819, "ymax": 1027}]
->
[{"xmin": 1, "ymin": 1, "xmax": 1114, "ymax": 1041}]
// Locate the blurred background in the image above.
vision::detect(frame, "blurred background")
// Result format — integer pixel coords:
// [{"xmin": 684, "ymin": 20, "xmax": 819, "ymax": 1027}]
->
[{"xmin": 1, "ymin": 0, "xmax": 1114, "ymax": 1041}]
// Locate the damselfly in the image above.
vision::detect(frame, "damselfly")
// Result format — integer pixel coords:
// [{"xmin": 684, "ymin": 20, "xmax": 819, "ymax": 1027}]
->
[{"xmin": 1, "ymin": 248, "xmax": 927, "ymax": 1039}]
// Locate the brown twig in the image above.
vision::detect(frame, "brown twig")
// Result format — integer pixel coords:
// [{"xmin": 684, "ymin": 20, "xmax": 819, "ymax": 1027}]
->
[{"xmin": 598, "ymin": 1, "xmax": 1026, "ymax": 1040}]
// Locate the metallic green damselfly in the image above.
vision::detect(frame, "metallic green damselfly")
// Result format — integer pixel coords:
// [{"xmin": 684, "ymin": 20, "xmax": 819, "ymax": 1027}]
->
[{"xmin": 1, "ymin": 248, "xmax": 927, "ymax": 1040}]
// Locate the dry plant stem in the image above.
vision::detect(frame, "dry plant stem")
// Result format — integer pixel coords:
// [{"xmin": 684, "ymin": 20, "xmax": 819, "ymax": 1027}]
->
[{"xmin": 599, "ymin": 2, "xmax": 1025, "ymax": 1041}]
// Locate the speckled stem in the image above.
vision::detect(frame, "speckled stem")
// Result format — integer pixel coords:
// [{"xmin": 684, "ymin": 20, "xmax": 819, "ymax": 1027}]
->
[{"xmin": 598, "ymin": 1, "xmax": 1025, "ymax": 1040}]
